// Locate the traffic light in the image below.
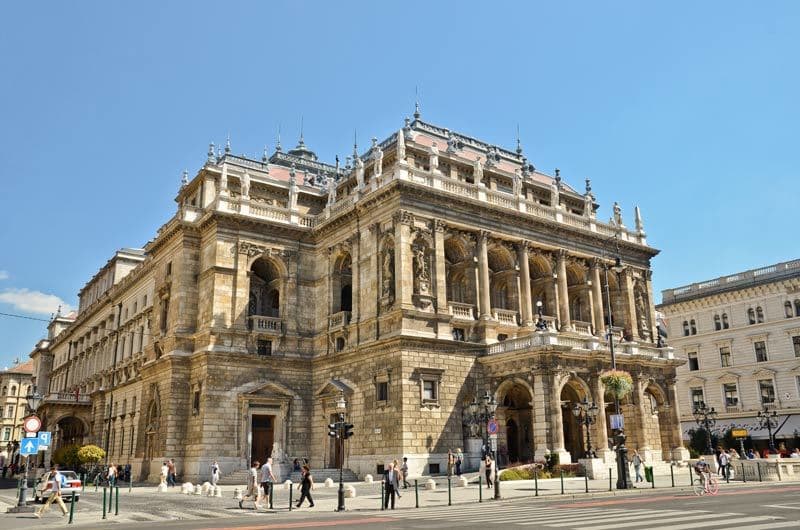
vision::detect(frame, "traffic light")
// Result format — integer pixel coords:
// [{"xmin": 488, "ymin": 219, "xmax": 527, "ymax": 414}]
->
[
  {"xmin": 343, "ymin": 423, "xmax": 354, "ymax": 439},
  {"xmin": 328, "ymin": 423, "xmax": 338, "ymax": 438}
]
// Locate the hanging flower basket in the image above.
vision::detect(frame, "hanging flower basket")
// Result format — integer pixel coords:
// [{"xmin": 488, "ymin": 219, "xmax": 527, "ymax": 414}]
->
[{"xmin": 600, "ymin": 370, "xmax": 633, "ymax": 399}]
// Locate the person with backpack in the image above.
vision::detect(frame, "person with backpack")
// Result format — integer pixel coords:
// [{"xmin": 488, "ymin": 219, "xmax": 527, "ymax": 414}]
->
[{"xmin": 34, "ymin": 465, "xmax": 68, "ymax": 518}]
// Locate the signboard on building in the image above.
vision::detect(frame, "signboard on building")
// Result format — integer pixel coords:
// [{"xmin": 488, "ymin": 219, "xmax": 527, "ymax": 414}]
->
[{"xmin": 731, "ymin": 428, "xmax": 748, "ymax": 439}]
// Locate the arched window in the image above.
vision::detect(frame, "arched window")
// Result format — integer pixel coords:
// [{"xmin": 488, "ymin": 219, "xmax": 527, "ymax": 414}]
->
[
  {"xmin": 690, "ymin": 319, "xmax": 697, "ymax": 335},
  {"xmin": 249, "ymin": 258, "xmax": 282, "ymax": 318},
  {"xmin": 722, "ymin": 313, "xmax": 729, "ymax": 329},
  {"xmin": 795, "ymin": 299, "xmax": 800, "ymax": 317},
  {"xmin": 756, "ymin": 306, "xmax": 764, "ymax": 323},
  {"xmin": 714, "ymin": 314, "xmax": 721, "ymax": 331},
  {"xmin": 683, "ymin": 320, "xmax": 690, "ymax": 336},
  {"xmin": 786, "ymin": 301, "xmax": 794, "ymax": 319},
  {"xmin": 747, "ymin": 308, "xmax": 756, "ymax": 325},
  {"xmin": 331, "ymin": 253, "xmax": 352, "ymax": 314},
  {"xmin": 10, "ymin": 386, "xmax": 16, "ymax": 396}
]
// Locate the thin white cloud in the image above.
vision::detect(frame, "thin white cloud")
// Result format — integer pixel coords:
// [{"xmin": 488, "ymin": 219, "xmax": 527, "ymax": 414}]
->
[
  {"xmin": 0, "ymin": 288, "xmax": 73, "ymax": 315},
  {"xmin": 0, "ymin": 271, "xmax": 8, "ymax": 280}
]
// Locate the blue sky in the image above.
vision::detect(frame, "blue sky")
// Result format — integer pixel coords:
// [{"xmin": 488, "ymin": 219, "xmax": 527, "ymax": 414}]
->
[{"xmin": 1, "ymin": 1, "xmax": 798, "ymax": 370}]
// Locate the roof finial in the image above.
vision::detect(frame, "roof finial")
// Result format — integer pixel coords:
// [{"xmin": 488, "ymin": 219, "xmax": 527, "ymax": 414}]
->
[
  {"xmin": 353, "ymin": 129, "xmax": 358, "ymax": 159},
  {"xmin": 414, "ymin": 85, "xmax": 421, "ymax": 120},
  {"xmin": 225, "ymin": 133, "xmax": 231, "ymax": 154},
  {"xmin": 516, "ymin": 124, "xmax": 523, "ymax": 156},
  {"xmin": 298, "ymin": 116, "xmax": 305, "ymax": 146},
  {"xmin": 585, "ymin": 178, "xmax": 592, "ymax": 195},
  {"xmin": 181, "ymin": 169, "xmax": 189, "ymax": 187},
  {"xmin": 275, "ymin": 124, "xmax": 282, "ymax": 152}
]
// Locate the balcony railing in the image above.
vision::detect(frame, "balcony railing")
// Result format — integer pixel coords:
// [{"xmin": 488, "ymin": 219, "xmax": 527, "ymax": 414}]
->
[
  {"xmin": 486, "ymin": 331, "xmax": 673, "ymax": 360},
  {"xmin": 449, "ymin": 302, "xmax": 476, "ymax": 321},
  {"xmin": 493, "ymin": 308, "xmax": 519, "ymax": 326},
  {"xmin": 329, "ymin": 311, "xmax": 351, "ymax": 330},
  {"xmin": 573, "ymin": 320, "xmax": 593, "ymax": 335},
  {"xmin": 248, "ymin": 315, "xmax": 282, "ymax": 333},
  {"xmin": 43, "ymin": 392, "xmax": 91, "ymax": 405},
  {"xmin": 725, "ymin": 404, "xmax": 741, "ymax": 413}
]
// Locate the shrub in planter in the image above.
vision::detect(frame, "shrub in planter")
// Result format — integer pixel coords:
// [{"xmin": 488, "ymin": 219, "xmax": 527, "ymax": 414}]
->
[{"xmin": 600, "ymin": 370, "xmax": 633, "ymax": 399}]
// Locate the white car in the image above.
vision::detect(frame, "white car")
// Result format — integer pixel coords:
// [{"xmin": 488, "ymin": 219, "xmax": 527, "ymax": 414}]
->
[{"xmin": 33, "ymin": 470, "xmax": 82, "ymax": 503}]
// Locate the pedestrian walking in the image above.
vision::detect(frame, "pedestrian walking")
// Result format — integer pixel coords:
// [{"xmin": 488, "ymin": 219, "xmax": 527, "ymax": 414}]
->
[
  {"xmin": 159, "ymin": 462, "xmax": 168, "ymax": 488},
  {"xmin": 34, "ymin": 465, "xmax": 68, "ymax": 518},
  {"xmin": 107, "ymin": 462, "xmax": 118, "ymax": 487},
  {"xmin": 401, "ymin": 457, "xmax": 410, "ymax": 489},
  {"xmin": 632, "ymin": 450, "xmax": 644, "ymax": 483},
  {"xmin": 295, "ymin": 465, "xmax": 315, "ymax": 508},
  {"xmin": 447, "ymin": 449, "xmax": 455, "ymax": 477},
  {"xmin": 239, "ymin": 461, "xmax": 260, "ymax": 509},
  {"xmin": 455, "ymin": 448, "xmax": 463, "ymax": 476},
  {"xmin": 718, "ymin": 448, "xmax": 730, "ymax": 480},
  {"xmin": 392, "ymin": 459, "xmax": 402, "ymax": 498},
  {"xmin": 167, "ymin": 459, "xmax": 176, "ymax": 487},
  {"xmin": 259, "ymin": 457, "xmax": 276, "ymax": 508},
  {"xmin": 210, "ymin": 460, "xmax": 220, "ymax": 486},
  {"xmin": 383, "ymin": 462, "xmax": 400, "ymax": 509},
  {"xmin": 484, "ymin": 455, "xmax": 494, "ymax": 489}
]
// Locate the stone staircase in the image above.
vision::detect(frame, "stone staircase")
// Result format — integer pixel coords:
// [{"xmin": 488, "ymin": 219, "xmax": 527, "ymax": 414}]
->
[{"xmin": 218, "ymin": 467, "xmax": 359, "ymax": 486}]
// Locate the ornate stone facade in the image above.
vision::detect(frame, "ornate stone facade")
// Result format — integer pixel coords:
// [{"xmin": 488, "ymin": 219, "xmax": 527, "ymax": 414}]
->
[{"xmin": 32, "ymin": 114, "xmax": 682, "ymax": 482}]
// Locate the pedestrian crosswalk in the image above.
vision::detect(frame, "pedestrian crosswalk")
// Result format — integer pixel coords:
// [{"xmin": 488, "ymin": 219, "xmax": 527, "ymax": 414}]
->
[{"xmin": 374, "ymin": 501, "xmax": 798, "ymax": 530}]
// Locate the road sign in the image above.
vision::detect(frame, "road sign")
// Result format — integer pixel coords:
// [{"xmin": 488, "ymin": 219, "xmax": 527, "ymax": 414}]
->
[
  {"xmin": 23, "ymin": 415, "xmax": 41, "ymax": 434},
  {"xmin": 487, "ymin": 418, "xmax": 499, "ymax": 435},
  {"xmin": 731, "ymin": 428, "xmax": 748, "ymax": 438},
  {"xmin": 20, "ymin": 438, "xmax": 39, "ymax": 456},
  {"xmin": 37, "ymin": 431, "xmax": 52, "ymax": 449}
]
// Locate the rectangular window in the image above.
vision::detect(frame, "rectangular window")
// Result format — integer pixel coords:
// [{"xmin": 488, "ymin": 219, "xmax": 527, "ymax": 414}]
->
[
  {"xmin": 759, "ymin": 380, "xmax": 775, "ymax": 404},
  {"xmin": 723, "ymin": 384, "xmax": 738, "ymax": 406},
  {"xmin": 687, "ymin": 353, "xmax": 699, "ymax": 371},
  {"xmin": 719, "ymin": 347, "xmax": 731, "ymax": 367},
  {"xmin": 2, "ymin": 427, "xmax": 10, "ymax": 441},
  {"xmin": 166, "ymin": 261, "xmax": 172, "ymax": 276},
  {"xmin": 690, "ymin": 387, "xmax": 704, "ymax": 408},
  {"xmin": 129, "ymin": 428, "xmax": 135, "ymax": 456},
  {"xmin": 793, "ymin": 336, "xmax": 800, "ymax": 357},
  {"xmin": 377, "ymin": 381, "xmax": 389, "ymax": 402},
  {"xmin": 422, "ymin": 380, "xmax": 438, "ymax": 401},
  {"xmin": 192, "ymin": 390, "xmax": 201, "ymax": 415},
  {"xmin": 452, "ymin": 328, "xmax": 465, "ymax": 341},
  {"xmin": 160, "ymin": 298, "xmax": 169, "ymax": 333},
  {"xmin": 754, "ymin": 341, "xmax": 768, "ymax": 362},
  {"xmin": 257, "ymin": 340, "xmax": 272, "ymax": 356},
  {"xmin": 6, "ymin": 405, "xmax": 13, "ymax": 418}
]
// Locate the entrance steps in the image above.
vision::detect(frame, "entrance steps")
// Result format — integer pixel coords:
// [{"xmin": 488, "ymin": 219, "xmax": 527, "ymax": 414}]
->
[{"xmin": 219, "ymin": 467, "xmax": 359, "ymax": 485}]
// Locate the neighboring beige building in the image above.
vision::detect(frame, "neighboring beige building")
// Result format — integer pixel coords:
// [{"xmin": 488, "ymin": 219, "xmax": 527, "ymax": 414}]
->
[
  {"xmin": 1, "ymin": 360, "xmax": 34, "ymax": 460},
  {"xmin": 659, "ymin": 259, "xmax": 800, "ymax": 448},
  {"xmin": 33, "ymin": 111, "xmax": 683, "ymax": 482}
]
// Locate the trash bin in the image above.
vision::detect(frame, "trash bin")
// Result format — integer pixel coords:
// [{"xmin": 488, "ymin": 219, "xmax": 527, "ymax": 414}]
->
[{"xmin": 644, "ymin": 466, "xmax": 653, "ymax": 482}]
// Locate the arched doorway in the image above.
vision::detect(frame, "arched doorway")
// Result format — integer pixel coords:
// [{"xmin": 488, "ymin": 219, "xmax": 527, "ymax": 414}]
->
[
  {"xmin": 497, "ymin": 381, "xmax": 533, "ymax": 464},
  {"xmin": 55, "ymin": 417, "xmax": 86, "ymax": 450},
  {"xmin": 560, "ymin": 381, "xmax": 589, "ymax": 461}
]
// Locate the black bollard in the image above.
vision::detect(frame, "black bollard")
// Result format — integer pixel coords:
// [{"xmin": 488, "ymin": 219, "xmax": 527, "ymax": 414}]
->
[
  {"xmin": 688, "ymin": 465, "xmax": 693, "ymax": 486},
  {"xmin": 757, "ymin": 462, "xmax": 762, "ymax": 482},
  {"xmin": 534, "ymin": 469, "xmax": 538, "ymax": 497},
  {"xmin": 670, "ymin": 464, "xmax": 675, "ymax": 487},
  {"xmin": 288, "ymin": 484, "xmax": 293, "ymax": 511},
  {"xmin": 584, "ymin": 473, "xmax": 589, "ymax": 493},
  {"xmin": 269, "ymin": 482, "xmax": 274, "ymax": 510},
  {"xmin": 447, "ymin": 477, "xmax": 451, "ymax": 506},
  {"xmin": 102, "ymin": 487, "xmax": 107, "ymax": 520},
  {"xmin": 415, "ymin": 479, "xmax": 419, "ymax": 508},
  {"xmin": 380, "ymin": 480, "xmax": 385, "ymax": 511},
  {"xmin": 68, "ymin": 493, "xmax": 75, "ymax": 524},
  {"xmin": 560, "ymin": 470, "xmax": 564, "ymax": 495},
  {"xmin": 741, "ymin": 463, "xmax": 746, "ymax": 483},
  {"xmin": 608, "ymin": 468, "xmax": 612, "ymax": 491},
  {"xmin": 478, "ymin": 476, "xmax": 482, "ymax": 502},
  {"xmin": 115, "ymin": 485, "xmax": 119, "ymax": 515}
]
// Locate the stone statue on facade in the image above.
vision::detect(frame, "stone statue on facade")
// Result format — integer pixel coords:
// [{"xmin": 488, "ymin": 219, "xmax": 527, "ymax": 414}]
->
[
  {"xmin": 381, "ymin": 249, "xmax": 395, "ymax": 303},
  {"xmin": 371, "ymin": 137, "xmax": 383, "ymax": 177},
  {"xmin": 612, "ymin": 202, "xmax": 623, "ymax": 227},
  {"xmin": 396, "ymin": 129, "xmax": 406, "ymax": 161},
  {"xmin": 355, "ymin": 156, "xmax": 365, "ymax": 190},
  {"xmin": 414, "ymin": 245, "xmax": 430, "ymax": 283},
  {"xmin": 513, "ymin": 168, "xmax": 523, "ymax": 196},
  {"xmin": 403, "ymin": 117, "xmax": 415, "ymax": 141},
  {"xmin": 327, "ymin": 175, "xmax": 336, "ymax": 206},
  {"xmin": 485, "ymin": 146, "xmax": 499, "ymax": 168},
  {"xmin": 584, "ymin": 191, "xmax": 594, "ymax": 218},
  {"xmin": 446, "ymin": 131, "xmax": 459, "ymax": 153},
  {"xmin": 635, "ymin": 287, "xmax": 651, "ymax": 341},
  {"xmin": 241, "ymin": 170, "xmax": 251, "ymax": 198},
  {"xmin": 473, "ymin": 157, "xmax": 484, "ymax": 183},
  {"xmin": 550, "ymin": 178, "xmax": 560, "ymax": 208}
]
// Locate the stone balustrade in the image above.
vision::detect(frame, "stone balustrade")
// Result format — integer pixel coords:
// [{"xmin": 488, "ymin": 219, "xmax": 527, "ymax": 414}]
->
[
  {"xmin": 328, "ymin": 311, "xmax": 350, "ymax": 330},
  {"xmin": 449, "ymin": 302, "xmax": 476, "ymax": 321},
  {"xmin": 492, "ymin": 308, "xmax": 519, "ymax": 326},
  {"xmin": 248, "ymin": 315, "xmax": 282, "ymax": 333}
]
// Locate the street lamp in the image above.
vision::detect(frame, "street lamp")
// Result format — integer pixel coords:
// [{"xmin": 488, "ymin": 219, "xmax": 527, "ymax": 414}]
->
[
  {"xmin": 535, "ymin": 300, "xmax": 548, "ymax": 331},
  {"xmin": 327, "ymin": 391, "xmax": 352, "ymax": 512},
  {"xmin": 601, "ymin": 235, "xmax": 630, "ymax": 489},
  {"xmin": 692, "ymin": 401, "xmax": 718, "ymax": 455},
  {"xmin": 572, "ymin": 397, "xmax": 599, "ymax": 458},
  {"xmin": 757, "ymin": 406, "xmax": 779, "ymax": 453},
  {"xmin": 468, "ymin": 390, "xmax": 500, "ymax": 499},
  {"xmin": 14, "ymin": 389, "xmax": 42, "ymax": 511}
]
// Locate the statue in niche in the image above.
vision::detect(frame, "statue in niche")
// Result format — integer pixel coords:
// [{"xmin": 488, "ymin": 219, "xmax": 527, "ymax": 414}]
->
[
  {"xmin": 635, "ymin": 287, "xmax": 650, "ymax": 341},
  {"xmin": 381, "ymin": 249, "xmax": 394, "ymax": 298},
  {"xmin": 241, "ymin": 170, "xmax": 251, "ymax": 198},
  {"xmin": 429, "ymin": 143, "xmax": 439, "ymax": 172},
  {"xmin": 473, "ymin": 157, "xmax": 484, "ymax": 183},
  {"xmin": 413, "ymin": 243, "xmax": 431, "ymax": 296}
]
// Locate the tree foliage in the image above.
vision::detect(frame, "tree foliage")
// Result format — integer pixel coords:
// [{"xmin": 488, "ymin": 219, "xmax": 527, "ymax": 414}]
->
[
  {"xmin": 52, "ymin": 444, "xmax": 81, "ymax": 469},
  {"xmin": 77, "ymin": 444, "xmax": 106, "ymax": 464}
]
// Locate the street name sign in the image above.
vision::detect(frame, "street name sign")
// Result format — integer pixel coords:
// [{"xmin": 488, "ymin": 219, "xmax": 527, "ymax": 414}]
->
[
  {"xmin": 731, "ymin": 428, "xmax": 748, "ymax": 438},
  {"xmin": 20, "ymin": 438, "xmax": 39, "ymax": 456}
]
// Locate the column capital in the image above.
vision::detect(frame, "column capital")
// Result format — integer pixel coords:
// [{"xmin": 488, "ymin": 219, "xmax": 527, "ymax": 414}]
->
[
  {"xmin": 478, "ymin": 229, "xmax": 491, "ymax": 243},
  {"xmin": 589, "ymin": 257, "xmax": 604, "ymax": 270},
  {"xmin": 393, "ymin": 209, "xmax": 415, "ymax": 226},
  {"xmin": 433, "ymin": 219, "xmax": 447, "ymax": 233},
  {"xmin": 555, "ymin": 248, "xmax": 569, "ymax": 261},
  {"xmin": 514, "ymin": 240, "xmax": 531, "ymax": 254}
]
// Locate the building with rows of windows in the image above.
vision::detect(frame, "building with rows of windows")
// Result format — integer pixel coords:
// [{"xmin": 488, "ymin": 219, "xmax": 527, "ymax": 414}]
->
[
  {"xmin": 0, "ymin": 360, "xmax": 34, "ymax": 465},
  {"xmin": 30, "ymin": 110, "xmax": 684, "ymax": 482},
  {"xmin": 659, "ymin": 259, "xmax": 800, "ymax": 448}
]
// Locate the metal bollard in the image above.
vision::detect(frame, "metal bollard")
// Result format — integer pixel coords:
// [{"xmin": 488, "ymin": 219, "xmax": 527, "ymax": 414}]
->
[
  {"xmin": 651, "ymin": 471, "xmax": 655, "ymax": 489},
  {"xmin": 380, "ymin": 480, "xmax": 385, "ymax": 511},
  {"xmin": 68, "ymin": 493, "xmax": 76, "ymax": 524},
  {"xmin": 288, "ymin": 484, "xmax": 293, "ymax": 511},
  {"xmin": 447, "ymin": 477, "xmax": 452, "ymax": 506},
  {"xmin": 742, "ymin": 463, "xmax": 746, "ymax": 483},
  {"xmin": 608, "ymin": 468, "xmax": 612, "ymax": 491},
  {"xmin": 81, "ymin": 473, "xmax": 85, "ymax": 493},
  {"xmin": 585, "ymin": 473, "xmax": 589, "ymax": 493},
  {"xmin": 560, "ymin": 470, "xmax": 564, "ymax": 495},
  {"xmin": 688, "ymin": 465, "xmax": 693, "ymax": 486},
  {"xmin": 115, "ymin": 485, "xmax": 119, "ymax": 515},
  {"xmin": 414, "ymin": 479, "xmax": 419, "ymax": 508},
  {"xmin": 269, "ymin": 482, "xmax": 274, "ymax": 510},
  {"xmin": 478, "ymin": 476, "xmax": 482, "ymax": 502},
  {"xmin": 670, "ymin": 464, "xmax": 675, "ymax": 487},
  {"xmin": 95, "ymin": 477, "xmax": 98, "ymax": 492},
  {"xmin": 726, "ymin": 466, "xmax": 730, "ymax": 484},
  {"xmin": 102, "ymin": 487, "xmax": 107, "ymax": 520},
  {"xmin": 108, "ymin": 484, "xmax": 113, "ymax": 513},
  {"xmin": 534, "ymin": 469, "xmax": 538, "ymax": 497},
  {"xmin": 757, "ymin": 462, "xmax": 762, "ymax": 482},
  {"xmin": 129, "ymin": 479, "xmax": 132, "ymax": 493}
]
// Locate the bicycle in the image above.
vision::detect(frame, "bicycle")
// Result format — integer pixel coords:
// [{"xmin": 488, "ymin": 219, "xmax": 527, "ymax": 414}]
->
[{"xmin": 692, "ymin": 473, "xmax": 719, "ymax": 496}]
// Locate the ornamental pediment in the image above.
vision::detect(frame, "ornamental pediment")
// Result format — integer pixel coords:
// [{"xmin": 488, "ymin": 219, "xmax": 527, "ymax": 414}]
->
[
  {"xmin": 314, "ymin": 379, "xmax": 354, "ymax": 397},
  {"xmin": 789, "ymin": 365, "xmax": 800, "ymax": 373},
  {"xmin": 717, "ymin": 371, "xmax": 741, "ymax": 383},
  {"xmin": 752, "ymin": 367, "xmax": 777, "ymax": 379},
  {"xmin": 243, "ymin": 381, "xmax": 297, "ymax": 399},
  {"xmin": 686, "ymin": 376, "xmax": 706, "ymax": 387}
]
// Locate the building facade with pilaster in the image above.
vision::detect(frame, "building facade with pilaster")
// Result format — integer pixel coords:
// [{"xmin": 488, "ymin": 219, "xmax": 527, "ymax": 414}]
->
[{"xmin": 33, "ymin": 110, "xmax": 683, "ymax": 482}]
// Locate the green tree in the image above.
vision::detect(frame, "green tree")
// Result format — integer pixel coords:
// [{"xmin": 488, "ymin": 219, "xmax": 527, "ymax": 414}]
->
[
  {"xmin": 77, "ymin": 444, "xmax": 106, "ymax": 465},
  {"xmin": 52, "ymin": 444, "xmax": 81, "ymax": 469},
  {"xmin": 687, "ymin": 428, "xmax": 719, "ymax": 457}
]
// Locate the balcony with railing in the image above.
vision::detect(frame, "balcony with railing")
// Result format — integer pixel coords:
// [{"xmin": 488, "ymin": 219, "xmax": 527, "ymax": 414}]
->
[
  {"xmin": 486, "ymin": 330, "xmax": 673, "ymax": 360},
  {"xmin": 493, "ymin": 308, "xmax": 519, "ymax": 326},
  {"xmin": 449, "ymin": 302, "xmax": 476, "ymax": 321},
  {"xmin": 329, "ymin": 311, "xmax": 351, "ymax": 330},
  {"xmin": 248, "ymin": 315, "xmax": 283, "ymax": 334},
  {"xmin": 572, "ymin": 320, "xmax": 593, "ymax": 335},
  {"xmin": 43, "ymin": 392, "xmax": 91, "ymax": 406}
]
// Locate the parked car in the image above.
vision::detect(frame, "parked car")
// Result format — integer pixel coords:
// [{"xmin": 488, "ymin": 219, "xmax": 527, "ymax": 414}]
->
[{"xmin": 33, "ymin": 470, "xmax": 81, "ymax": 503}]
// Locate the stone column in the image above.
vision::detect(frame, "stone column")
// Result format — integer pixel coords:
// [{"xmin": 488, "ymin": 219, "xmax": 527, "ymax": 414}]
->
[
  {"xmin": 549, "ymin": 373, "xmax": 565, "ymax": 453},
  {"xmin": 477, "ymin": 230, "xmax": 492, "ymax": 320},
  {"xmin": 556, "ymin": 250, "xmax": 571, "ymax": 331},
  {"xmin": 532, "ymin": 373, "xmax": 550, "ymax": 459},
  {"xmin": 591, "ymin": 376, "xmax": 611, "ymax": 459},
  {"xmin": 666, "ymin": 377, "xmax": 688, "ymax": 459},
  {"xmin": 234, "ymin": 243, "xmax": 256, "ymax": 332},
  {"xmin": 643, "ymin": 270, "xmax": 658, "ymax": 343},
  {"xmin": 590, "ymin": 259, "xmax": 605, "ymax": 337},
  {"xmin": 517, "ymin": 242, "xmax": 533, "ymax": 327},
  {"xmin": 350, "ymin": 235, "xmax": 360, "ymax": 336},
  {"xmin": 395, "ymin": 211, "xmax": 414, "ymax": 309},
  {"xmin": 433, "ymin": 220, "xmax": 448, "ymax": 313},
  {"xmin": 632, "ymin": 374, "xmax": 649, "ymax": 451},
  {"xmin": 620, "ymin": 269, "xmax": 637, "ymax": 340}
]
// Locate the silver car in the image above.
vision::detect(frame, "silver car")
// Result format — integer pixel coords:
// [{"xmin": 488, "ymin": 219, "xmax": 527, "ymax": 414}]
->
[{"xmin": 33, "ymin": 470, "xmax": 82, "ymax": 502}]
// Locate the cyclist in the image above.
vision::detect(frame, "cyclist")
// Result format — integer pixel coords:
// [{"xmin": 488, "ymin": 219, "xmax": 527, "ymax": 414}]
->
[{"xmin": 694, "ymin": 456, "xmax": 712, "ymax": 490}]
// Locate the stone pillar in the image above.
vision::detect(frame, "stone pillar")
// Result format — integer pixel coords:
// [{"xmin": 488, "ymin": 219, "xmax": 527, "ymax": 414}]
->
[
  {"xmin": 620, "ymin": 269, "xmax": 637, "ymax": 340},
  {"xmin": 433, "ymin": 220, "xmax": 448, "ymax": 313},
  {"xmin": 667, "ymin": 377, "xmax": 689, "ymax": 460},
  {"xmin": 549, "ymin": 374, "xmax": 566, "ymax": 454},
  {"xmin": 590, "ymin": 260, "xmax": 605, "ymax": 337},
  {"xmin": 591, "ymin": 376, "xmax": 611, "ymax": 459},
  {"xmin": 532, "ymin": 373, "xmax": 550, "ymax": 459},
  {"xmin": 477, "ymin": 231, "xmax": 492, "ymax": 320},
  {"xmin": 234, "ymin": 243, "xmax": 254, "ymax": 332},
  {"xmin": 350, "ymin": 234, "xmax": 360, "ymax": 334},
  {"xmin": 517, "ymin": 242, "xmax": 533, "ymax": 327},
  {"xmin": 556, "ymin": 250, "xmax": 571, "ymax": 331},
  {"xmin": 643, "ymin": 270, "xmax": 658, "ymax": 343},
  {"xmin": 632, "ymin": 375, "xmax": 649, "ymax": 451},
  {"xmin": 395, "ymin": 211, "xmax": 414, "ymax": 309}
]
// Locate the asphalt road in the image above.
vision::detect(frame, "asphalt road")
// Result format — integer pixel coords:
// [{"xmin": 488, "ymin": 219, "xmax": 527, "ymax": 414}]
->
[{"xmin": 9, "ymin": 483, "xmax": 800, "ymax": 530}]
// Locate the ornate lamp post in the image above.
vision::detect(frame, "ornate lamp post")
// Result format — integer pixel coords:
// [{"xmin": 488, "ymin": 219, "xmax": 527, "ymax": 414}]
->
[
  {"xmin": 757, "ymin": 406, "xmax": 779, "ymax": 453},
  {"xmin": 601, "ymin": 235, "xmax": 630, "ymax": 489},
  {"xmin": 329, "ymin": 392, "xmax": 351, "ymax": 512},
  {"xmin": 572, "ymin": 397, "xmax": 599, "ymax": 458},
  {"xmin": 692, "ymin": 401, "xmax": 718, "ymax": 455},
  {"xmin": 535, "ymin": 300, "xmax": 548, "ymax": 331},
  {"xmin": 468, "ymin": 390, "xmax": 500, "ymax": 499},
  {"xmin": 14, "ymin": 389, "xmax": 43, "ymax": 511}
]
